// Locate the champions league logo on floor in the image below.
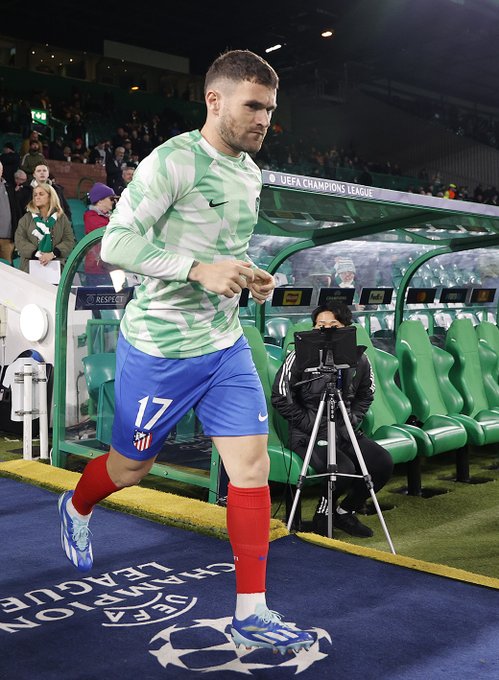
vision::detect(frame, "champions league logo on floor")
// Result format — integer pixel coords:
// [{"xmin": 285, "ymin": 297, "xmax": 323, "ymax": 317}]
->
[
  {"xmin": 1, "ymin": 556, "xmax": 332, "ymax": 675},
  {"xmin": 150, "ymin": 617, "xmax": 331, "ymax": 675},
  {"xmin": 0, "ymin": 561, "xmax": 235, "ymax": 634}
]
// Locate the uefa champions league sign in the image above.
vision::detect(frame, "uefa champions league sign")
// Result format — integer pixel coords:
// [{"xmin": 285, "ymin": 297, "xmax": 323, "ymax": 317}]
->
[{"xmin": 0, "ymin": 559, "xmax": 331, "ymax": 675}]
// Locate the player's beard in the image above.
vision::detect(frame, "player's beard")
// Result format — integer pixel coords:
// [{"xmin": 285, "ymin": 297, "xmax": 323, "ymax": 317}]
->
[{"xmin": 219, "ymin": 111, "xmax": 265, "ymax": 155}]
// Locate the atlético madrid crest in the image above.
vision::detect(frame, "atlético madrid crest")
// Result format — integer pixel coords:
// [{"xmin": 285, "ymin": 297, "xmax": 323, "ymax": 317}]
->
[{"xmin": 133, "ymin": 429, "xmax": 152, "ymax": 451}]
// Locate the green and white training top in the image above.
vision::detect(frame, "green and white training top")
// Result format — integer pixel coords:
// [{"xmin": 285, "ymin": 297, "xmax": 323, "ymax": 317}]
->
[{"xmin": 101, "ymin": 129, "xmax": 262, "ymax": 358}]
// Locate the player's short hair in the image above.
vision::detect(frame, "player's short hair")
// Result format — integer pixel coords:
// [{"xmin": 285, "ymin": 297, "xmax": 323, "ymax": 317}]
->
[
  {"xmin": 204, "ymin": 49, "xmax": 279, "ymax": 93},
  {"xmin": 311, "ymin": 301, "xmax": 353, "ymax": 327}
]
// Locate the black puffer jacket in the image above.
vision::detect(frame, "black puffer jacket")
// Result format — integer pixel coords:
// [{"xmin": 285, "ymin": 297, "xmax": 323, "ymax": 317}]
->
[{"xmin": 271, "ymin": 346, "xmax": 375, "ymax": 446}]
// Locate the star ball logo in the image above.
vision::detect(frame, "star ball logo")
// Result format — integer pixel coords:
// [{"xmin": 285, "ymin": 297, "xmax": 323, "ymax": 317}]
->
[
  {"xmin": 0, "ymin": 559, "xmax": 332, "ymax": 674},
  {"xmin": 150, "ymin": 616, "xmax": 332, "ymax": 675}
]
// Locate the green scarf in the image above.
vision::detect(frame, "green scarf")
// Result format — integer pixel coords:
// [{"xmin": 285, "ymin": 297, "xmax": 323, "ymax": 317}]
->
[{"xmin": 32, "ymin": 212, "xmax": 57, "ymax": 254}]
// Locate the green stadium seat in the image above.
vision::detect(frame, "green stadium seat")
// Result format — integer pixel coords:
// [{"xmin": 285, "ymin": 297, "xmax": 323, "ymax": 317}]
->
[
  {"xmin": 445, "ymin": 319, "xmax": 499, "ymax": 445},
  {"xmin": 82, "ymin": 352, "xmax": 116, "ymax": 444},
  {"xmin": 265, "ymin": 316, "xmax": 292, "ymax": 346},
  {"xmin": 264, "ymin": 342, "xmax": 284, "ymax": 363},
  {"xmin": 67, "ymin": 198, "xmax": 87, "ymax": 242},
  {"xmin": 408, "ymin": 311, "xmax": 433, "ymax": 333},
  {"xmin": 354, "ymin": 325, "xmax": 420, "ymax": 494},
  {"xmin": 475, "ymin": 321, "xmax": 499, "ymax": 380},
  {"xmin": 395, "ymin": 320, "xmax": 470, "ymax": 480},
  {"xmin": 86, "ymin": 319, "xmax": 121, "ymax": 354},
  {"xmin": 82, "ymin": 352, "xmax": 116, "ymax": 403}
]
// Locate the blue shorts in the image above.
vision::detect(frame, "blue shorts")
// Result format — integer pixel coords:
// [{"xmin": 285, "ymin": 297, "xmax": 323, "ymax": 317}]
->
[{"xmin": 111, "ymin": 333, "xmax": 269, "ymax": 460}]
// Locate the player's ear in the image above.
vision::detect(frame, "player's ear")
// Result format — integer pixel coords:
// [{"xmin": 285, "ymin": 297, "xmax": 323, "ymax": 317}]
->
[{"xmin": 205, "ymin": 89, "xmax": 221, "ymax": 115}]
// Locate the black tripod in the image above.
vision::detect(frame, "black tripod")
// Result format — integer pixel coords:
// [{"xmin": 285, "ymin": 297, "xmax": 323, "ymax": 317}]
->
[{"xmin": 286, "ymin": 362, "xmax": 396, "ymax": 554}]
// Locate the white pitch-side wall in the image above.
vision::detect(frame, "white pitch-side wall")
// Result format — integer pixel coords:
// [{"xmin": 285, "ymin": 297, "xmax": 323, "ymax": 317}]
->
[{"xmin": 0, "ymin": 262, "xmax": 91, "ymax": 426}]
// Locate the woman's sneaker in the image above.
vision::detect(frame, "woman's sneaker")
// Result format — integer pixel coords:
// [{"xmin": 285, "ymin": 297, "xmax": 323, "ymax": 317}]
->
[
  {"xmin": 58, "ymin": 491, "xmax": 93, "ymax": 572},
  {"xmin": 231, "ymin": 603, "xmax": 315, "ymax": 654}
]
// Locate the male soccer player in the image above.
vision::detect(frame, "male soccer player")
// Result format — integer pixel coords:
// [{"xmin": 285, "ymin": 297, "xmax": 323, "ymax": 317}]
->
[{"xmin": 58, "ymin": 49, "xmax": 314, "ymax": 654}]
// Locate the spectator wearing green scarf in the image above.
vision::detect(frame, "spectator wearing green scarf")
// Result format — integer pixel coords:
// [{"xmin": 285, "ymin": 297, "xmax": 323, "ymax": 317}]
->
[{"xmin": 14, "ymin": 183, "xmax": 75, "ymax": 273}]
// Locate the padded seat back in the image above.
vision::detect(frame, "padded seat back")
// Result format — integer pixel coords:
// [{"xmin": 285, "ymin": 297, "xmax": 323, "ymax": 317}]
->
[
  {"xmin": 476, "ymin": 321, "xmax": 499, "ymax": 379},
  {"xmin": 445, "ymin": 318, "xmax": 499, "ymax": 416},
  {"xmin": 354, "ymin": 324, "xmax": 412, "ymax": 433},
  {"xmin": 82, "ymin": 352, "xmax": 116, "ymax": 401},
  {"xmin": 396, "ymin": 320, "xmax": 463, "ymax": 421},
  {"xmin": 265, "ymin": 317, "xmax": 292, "ymax": 346}
]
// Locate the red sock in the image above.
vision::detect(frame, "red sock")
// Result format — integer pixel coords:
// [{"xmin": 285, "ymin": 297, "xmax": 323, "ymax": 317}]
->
[
  {"xmin": 71, "ymin": 453, "xmax": 120, "ymax": 516},
  {"xmin": 226, "ymin": 483, "xmax": 270, "ymax": 594}
]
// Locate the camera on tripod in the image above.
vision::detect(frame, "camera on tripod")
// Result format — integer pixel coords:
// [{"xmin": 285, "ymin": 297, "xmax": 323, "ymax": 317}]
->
[
  {"xmin": 286, "ymin": 324, "xmax": 396, "ymax": 553},
  {"xmin": 294, "ymin": 325, "xmax": 358, "ymax": 375}
]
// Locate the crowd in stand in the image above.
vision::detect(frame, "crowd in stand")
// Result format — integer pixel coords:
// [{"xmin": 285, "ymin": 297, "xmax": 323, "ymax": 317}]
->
[
  {"xmin": 1, "ymin": 84, "xmax": 499, "ymax": 257},
  {"xmin": 378, "ymin": 92, "xmax": 499, "ymax": 151},
  {"xmin": 0, "ymin": 91, "xmax": 193, "ymax": 270},
  {"xmin": 257, "ymin": 127, "xmax": 499, "ymax": 205}
]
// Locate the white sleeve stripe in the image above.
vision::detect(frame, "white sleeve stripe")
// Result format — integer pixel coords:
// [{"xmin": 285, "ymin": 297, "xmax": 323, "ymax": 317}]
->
[
  {"xmin": 278, "ymin": 351, "xmax": 296, "ymax": 396},
  {"xmin": 368, "ymin": 360, "xmax": 375, "ymax": 394}
]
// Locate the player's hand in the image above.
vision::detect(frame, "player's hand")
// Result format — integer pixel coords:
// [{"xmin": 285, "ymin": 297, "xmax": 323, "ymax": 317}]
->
[
  {"xmin": 248, "ymin": 268, "xmax": 275, "ymax": 304},
  {"xmin": 188, "ymin": 260, "xmax": 254, "ymax": 297}
]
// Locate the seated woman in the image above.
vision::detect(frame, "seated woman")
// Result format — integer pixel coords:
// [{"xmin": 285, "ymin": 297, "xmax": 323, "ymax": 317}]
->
[
  {"xmin": 14, "ymin": 183, "xmax": 75, "ymax": 274},
  {"xmin": 271, "ymin": 301, "xmax": 393, "ymax": 538}
]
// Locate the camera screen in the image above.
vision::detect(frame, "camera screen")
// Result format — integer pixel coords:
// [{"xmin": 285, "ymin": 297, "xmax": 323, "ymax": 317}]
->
[{"xmin": 294, "ymin": 326, "xmax": 358, "ymax": 372}]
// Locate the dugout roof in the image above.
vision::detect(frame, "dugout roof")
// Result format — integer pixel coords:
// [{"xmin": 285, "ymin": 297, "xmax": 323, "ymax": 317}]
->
[{"xmin": 256, "ymin": 170, "xmax": 499, "ymax": 249}]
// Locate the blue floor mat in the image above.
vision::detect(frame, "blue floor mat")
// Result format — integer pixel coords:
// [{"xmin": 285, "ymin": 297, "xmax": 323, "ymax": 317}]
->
[{"xmin": 0, "ymin": 477, "xmax": 498, "ymax": 679}]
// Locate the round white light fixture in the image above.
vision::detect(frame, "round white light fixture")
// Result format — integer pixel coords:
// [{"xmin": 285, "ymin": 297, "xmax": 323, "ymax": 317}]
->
[{"xmin": 19, "ymin": 304, "xmax": 49, "ymax": 342}]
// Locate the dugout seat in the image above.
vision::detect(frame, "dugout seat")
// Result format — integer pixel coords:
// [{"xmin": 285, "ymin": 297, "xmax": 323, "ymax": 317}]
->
[
  {"xmin": 354, "ymin": 325, "xmax": 420, "ymax": 494},
  {"xmin": 265, "ymin": 316, "xmax": 292, "ymax": 347},
  {"xmin": 410, "ymin": 327, "xmax": 499, "ymax": 448},
  {"xmin": 475, "ymin": 321, "xmax": 499, "ymax": 381},
  {"xmin": 444, "ymin": 319, "xmax": 499, "ymax": 444},
  {"xmin": 85, "ymin": 318, "xmax": 121, "ymax": 355},
  {"xmin": 82, "ymin": 352, "xmax": 116, "ymax": 445},
  {"xmin": 395, "ymin": 321, "xmax": 470, "ymax": 480}
]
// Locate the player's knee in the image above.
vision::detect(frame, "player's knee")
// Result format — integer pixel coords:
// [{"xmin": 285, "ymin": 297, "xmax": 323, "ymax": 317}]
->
[
  {"xmin": 241, "ymin": 451, "xmax": 270, "ymax": 486},
  {"xmin": 114, "ymin": 467, "xmax": 147, "ymax": 488},
  {"xmin": 107, "ymin": 450, "xmax": 155, "ymax": 488}
]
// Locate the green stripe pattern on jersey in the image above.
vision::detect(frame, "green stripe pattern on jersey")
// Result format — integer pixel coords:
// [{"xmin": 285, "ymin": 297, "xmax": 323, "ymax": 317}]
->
[{"xmin": 101, "ymin": 130, "xmax": 262, "ymax": 358}]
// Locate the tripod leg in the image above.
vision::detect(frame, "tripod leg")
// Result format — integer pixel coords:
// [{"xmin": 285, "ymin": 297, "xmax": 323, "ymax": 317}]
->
[
  {"xmin": 336, "ymin": 396, "xmax": 396, "ymax": 555},
  {"xmin": 326, "ymin": 394, "xmax": 337, "ymax": 539},
  {"xmin": 286, "ymin": 395, "xmax": 327, "ymax": 532},
  {"xmin": 286, "ymin": 485, "xmax": 301, "ymax": 529}
]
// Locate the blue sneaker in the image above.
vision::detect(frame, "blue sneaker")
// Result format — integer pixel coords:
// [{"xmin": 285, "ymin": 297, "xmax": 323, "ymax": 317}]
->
[
  {"xmin": 58, "ymin": 491, "xmax": 93, "ymax": 572},
  {"xmin": 231, "ymin": 604, "xmax": 314, "ymax": 654}
]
